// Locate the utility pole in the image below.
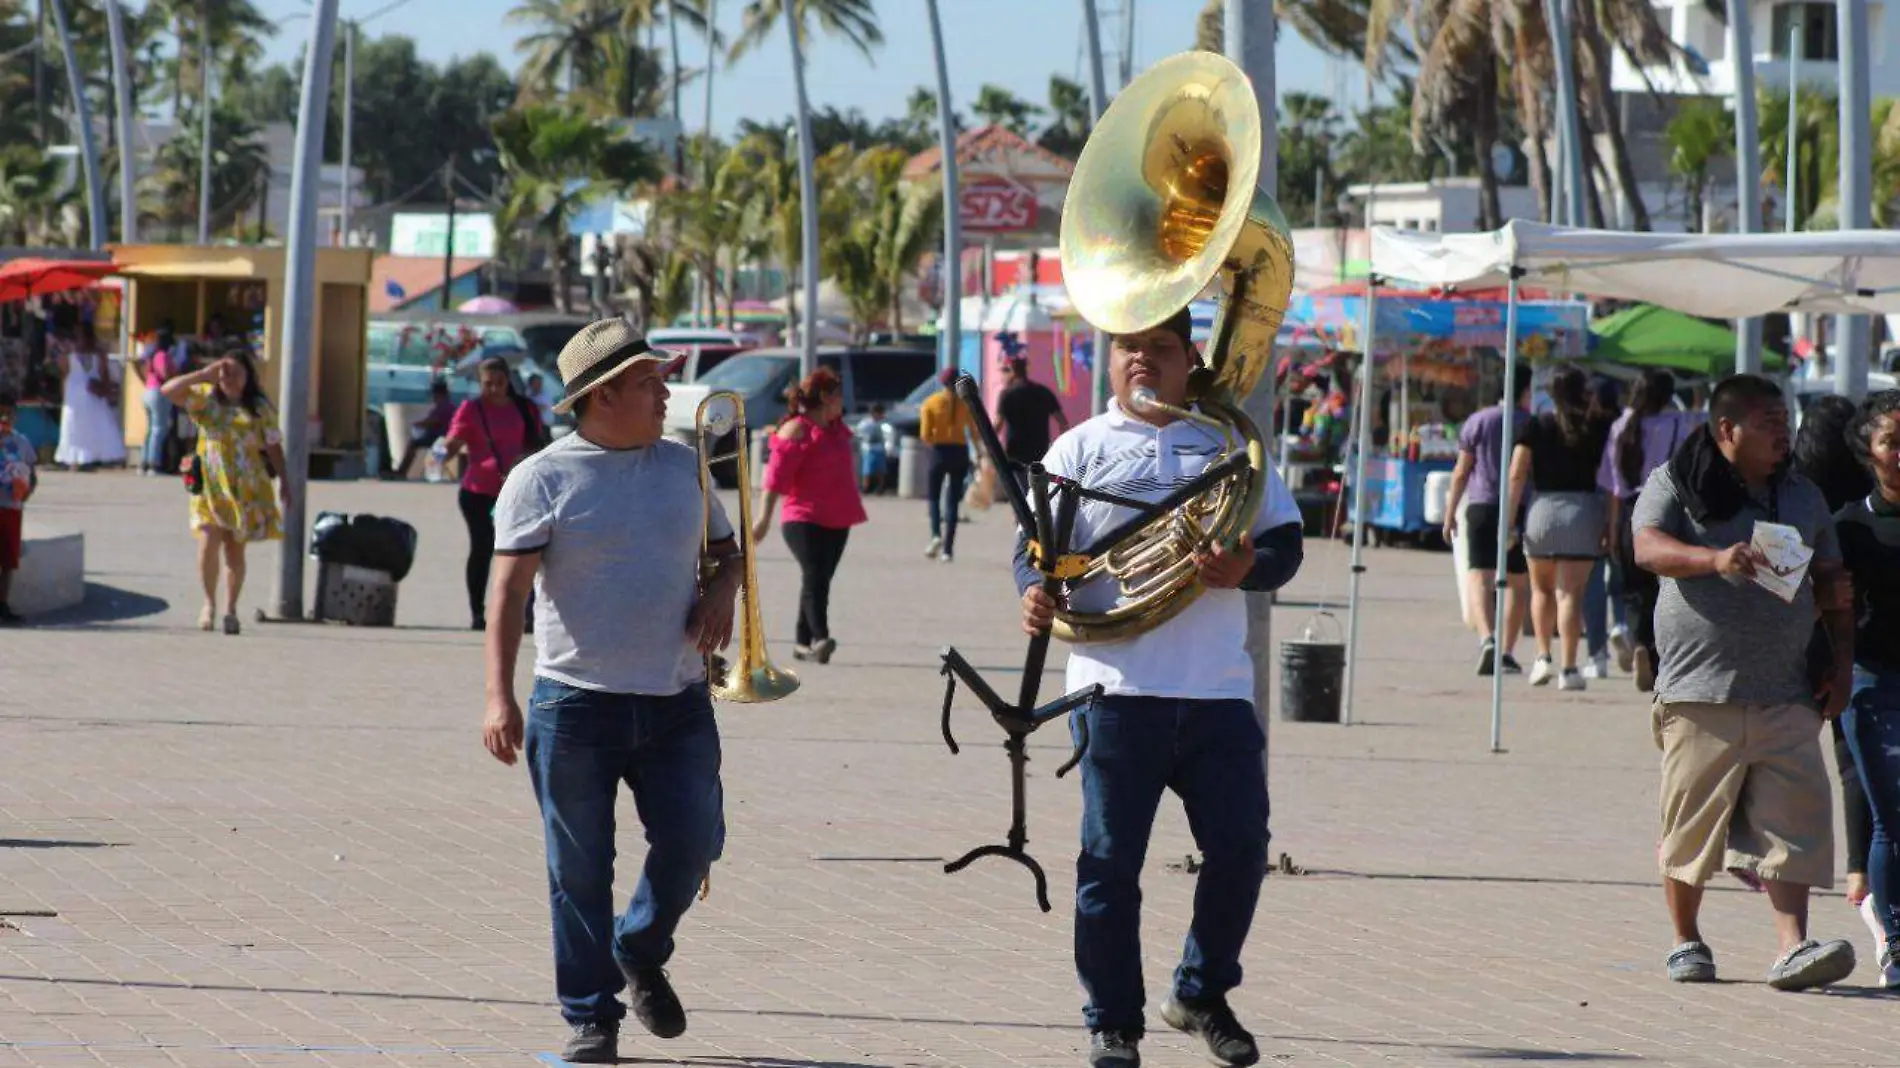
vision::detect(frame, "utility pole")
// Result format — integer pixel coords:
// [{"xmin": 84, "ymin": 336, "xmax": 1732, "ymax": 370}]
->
[
  {"xmin": 787, "ymin": 18, "xmax": 819, "ymax": 377},
  {"xmin": 272, "ymin": 0, "xmax": 341, "ymax": 622},
  {"xmin": 1728, "ymin": 0, "xmax": 1764, "ymax": 372},
  {"xmin": 441, "ymin": 159, "xmax": 457, "ymax": 311},
  {"xmin": 1227, "ymin": 0, "xmax": 1279, "ymax": 756},
  {"xmin": 1081, "ymin": 0, "xmax": 1111, "ymax": 416},
  {"xmin": 924, "ymin": 0, "xmax": 962, "ymax": 374},
  {"xmin": 1836, "ymin": 0, "xmax": 1872, "ymax": 399}
]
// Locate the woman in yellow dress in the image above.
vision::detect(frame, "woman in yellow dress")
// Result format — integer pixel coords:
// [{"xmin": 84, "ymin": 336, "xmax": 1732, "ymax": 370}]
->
[{"xmin": 160, "ymin": 348, "xmax": 289, "ymax": 634}]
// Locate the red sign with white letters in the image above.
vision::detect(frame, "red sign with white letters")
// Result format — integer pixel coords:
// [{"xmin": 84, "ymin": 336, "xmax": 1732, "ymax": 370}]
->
[{"xmin": 959, "ymin": 180, "xmax": 1039, "ymax": 232}]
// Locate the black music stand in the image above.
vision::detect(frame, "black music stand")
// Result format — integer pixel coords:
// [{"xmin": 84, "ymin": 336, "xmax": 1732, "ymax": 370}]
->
[{"xmin": 935, "ymin": 374, "xmax": 1249, "ymax": 911}]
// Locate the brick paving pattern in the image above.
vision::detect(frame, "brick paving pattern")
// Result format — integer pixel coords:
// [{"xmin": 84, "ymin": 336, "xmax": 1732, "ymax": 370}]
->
[{"xmin": 2, "ymin": 471, "xmax": 1896, "ymax": 1067}]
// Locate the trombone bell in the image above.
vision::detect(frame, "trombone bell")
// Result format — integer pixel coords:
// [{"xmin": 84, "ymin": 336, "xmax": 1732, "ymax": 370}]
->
[{"xmin": 694, "ymin": 390, "xmax": 799, "ymax": 703}]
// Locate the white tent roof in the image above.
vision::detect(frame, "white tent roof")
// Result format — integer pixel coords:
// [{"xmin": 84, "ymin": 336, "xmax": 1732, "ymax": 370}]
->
[{"xmin": 1371, "ymin": 220, "xmax": 1900, "ymax": 318}]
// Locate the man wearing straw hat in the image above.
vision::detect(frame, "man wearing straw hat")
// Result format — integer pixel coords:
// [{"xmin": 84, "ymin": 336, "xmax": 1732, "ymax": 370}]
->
[{"xmin": 480, "ymin": 318, "xmax": 740, "ymax": 1064}]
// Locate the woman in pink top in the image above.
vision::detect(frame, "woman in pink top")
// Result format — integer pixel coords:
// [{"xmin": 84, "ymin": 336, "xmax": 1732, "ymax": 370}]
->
[
  {"xmin": 753, "ymin": 367, "xmax": 866, "ymax": 663},
  {"xmin": 442, "ymin": 357, "xmax": 547, "ymax": 629}
]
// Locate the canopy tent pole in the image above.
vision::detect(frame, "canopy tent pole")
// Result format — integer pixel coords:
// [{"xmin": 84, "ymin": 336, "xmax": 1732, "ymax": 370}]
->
[
  {"xmin": 1488, "ymin": 268, "xmax": 1524, "ymax": 755},
  {"xmin": 1341, "ymin": 280, "xmax": 1380, "ymax": 728}
]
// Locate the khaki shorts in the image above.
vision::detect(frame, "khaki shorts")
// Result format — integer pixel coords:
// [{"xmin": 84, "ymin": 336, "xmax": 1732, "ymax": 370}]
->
[{"xmin": 1652, "ymin": 701, "xmax": 1834, "ymax": 889}]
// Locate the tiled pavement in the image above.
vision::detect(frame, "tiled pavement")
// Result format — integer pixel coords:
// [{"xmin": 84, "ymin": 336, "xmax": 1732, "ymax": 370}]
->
[{"xmin": 2, "ymin": 471, "xmax": 1896, "ymax": 1068}]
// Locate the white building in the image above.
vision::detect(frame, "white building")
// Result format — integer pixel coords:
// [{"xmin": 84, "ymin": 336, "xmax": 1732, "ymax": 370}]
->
[{"xmin": 1610, "ymin": 0, "xmax": 1898, "ymax": 99}]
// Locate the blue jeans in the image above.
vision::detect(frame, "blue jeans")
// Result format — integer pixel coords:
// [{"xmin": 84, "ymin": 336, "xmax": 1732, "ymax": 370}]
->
[
  {"xmin": 525, "ymin": 677, "xmax": 726, "ymax": 1025},
  {"xmin": 142, "ymin": 387, "xmax": 171, "ymax": 471},
  {"xmin": 927, "ymin": 444, "xmax": 971, "ymax": 552},
  {"xmin": 1071, "ymin": 695, "xmax": 1271, "ymax": 1035},
  {"xmin": 1843, "ymin": 666, "xmax": 1900, "ymax": 958}
]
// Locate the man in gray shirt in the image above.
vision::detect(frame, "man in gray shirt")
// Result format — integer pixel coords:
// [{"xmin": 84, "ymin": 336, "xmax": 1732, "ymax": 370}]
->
[
  {"xmin": 480, "ymin": 319, "xmax": 740, "ymax": 1064},
  {"xmin": 1633, "ymin": 374, "xmax": 1857, "ymax": 991}
]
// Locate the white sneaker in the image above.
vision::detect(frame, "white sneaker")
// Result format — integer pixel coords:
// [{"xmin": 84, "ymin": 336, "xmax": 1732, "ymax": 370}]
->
[
  {"xmin": 1558, "ymin": 668, "xmax": 1587, "ymax": 692},
  {"xmin": 1609, "ymin": 625, "xmax": 1634, "ymax": 673},
  {"xmin": 1582, "ymin": 653, "xmax": 1611, "ymax": 679},
  {"xmin": 1529, "ymin": 655, "xmax": 1555, "ymax": 686},
  {"xmin": 1856, "ymin": 894, "xmax": 1898, "ymax": 987},
  {"xmin": 924, "ymin": 537, "xmax": 942, "ymax": 559}
]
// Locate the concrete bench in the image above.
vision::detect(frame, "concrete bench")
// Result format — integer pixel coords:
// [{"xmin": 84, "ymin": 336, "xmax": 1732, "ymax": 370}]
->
[{"xmin": 13, "ymin": 521, "xmax": 85, "ymax": 616}]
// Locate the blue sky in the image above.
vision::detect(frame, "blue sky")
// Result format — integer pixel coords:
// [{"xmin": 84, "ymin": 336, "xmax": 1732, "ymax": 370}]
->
[{"xmin": 254, "ymin": 0, "xmax": 1375, "ymax": 137}]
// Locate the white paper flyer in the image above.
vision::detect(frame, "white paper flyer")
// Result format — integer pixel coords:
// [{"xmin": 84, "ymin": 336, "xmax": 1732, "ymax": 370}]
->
[{"xmin": 1749, "ymin": 521, "xmax": 1814, "ymax": 603}]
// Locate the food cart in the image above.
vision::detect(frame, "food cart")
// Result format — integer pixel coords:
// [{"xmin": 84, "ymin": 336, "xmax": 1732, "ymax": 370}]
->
[
  {"xmin": 1292, "ymin": 290, "xmax": 1593, "ymax": 542},
  {"xmin": 110, "ymin": 244, "xmax": 375, "ymax": 478}
]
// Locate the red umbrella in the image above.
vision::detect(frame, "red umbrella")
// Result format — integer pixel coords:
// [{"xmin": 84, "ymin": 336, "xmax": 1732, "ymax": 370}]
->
[{"xmin": 0, "ymin": 258, "xmax": 114, "ymax": 304}]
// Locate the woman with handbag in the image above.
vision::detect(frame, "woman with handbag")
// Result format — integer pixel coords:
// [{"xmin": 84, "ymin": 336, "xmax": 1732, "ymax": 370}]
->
[
  {"xmin": 161, "ymin": 347, "xmax": 289, "ymax": 634},
  {"xmin": 53, "ymin": 322, "xmax": 127, "ymax": 471},
  {"xmin": 441, "ymin": 357, "xmax": 547, "ymax": 630}
]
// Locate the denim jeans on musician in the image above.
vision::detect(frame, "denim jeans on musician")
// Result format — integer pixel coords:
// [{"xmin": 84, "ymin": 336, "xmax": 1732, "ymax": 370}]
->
[
  {"xmin": 1070, "ymin": 695, "xmax": 1271, "ymax": 1036},
  {"xmin": 1843, "ymin": 666, "xmax": 1900, "ymax": 959},
  {"xmin": 525, "ymin": 677, "xmax": 726, "ymax": 1025},
  {"xmin": 142, "ymin": 387, "xmax": 172, "ymax": 471}
]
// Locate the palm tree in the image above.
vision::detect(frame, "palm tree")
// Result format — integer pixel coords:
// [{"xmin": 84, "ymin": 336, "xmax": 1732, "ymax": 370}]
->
[
  {"xmin": 142, "ymin": 101, "xmax": 268, "ymax": 238},
  {"xmin": 492, "ymin": 103, "xmax": 663, "ymax": 310},
  {"xmin": 619, "ymin": 0, "xmax": 715, "ymax": 170},
  {"xmin": 0, "ymin": 146, "xmax": 72, "ymax": 246},
  {"xmin": 510, "ymin": 0, "xmax": 618, "ymax": 98},
  {"xmin": 731, "ymin": 0, "xmax": 882, "ymax": 375},
  {"xmin": 1665, "ymin": 96, "xmax": 1731, "ymax": 231}
]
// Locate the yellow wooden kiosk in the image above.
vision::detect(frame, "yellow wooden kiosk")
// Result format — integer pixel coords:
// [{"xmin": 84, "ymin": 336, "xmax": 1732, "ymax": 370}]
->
[{"xmin": 112, "ymin": 244, "xmax": 375, "ymax": 477}]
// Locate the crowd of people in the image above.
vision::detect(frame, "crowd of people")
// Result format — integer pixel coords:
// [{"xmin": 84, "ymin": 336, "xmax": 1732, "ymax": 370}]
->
[{"xmin": 1445, "ymin": 363, "xmax": 1900, "ymax": 994}]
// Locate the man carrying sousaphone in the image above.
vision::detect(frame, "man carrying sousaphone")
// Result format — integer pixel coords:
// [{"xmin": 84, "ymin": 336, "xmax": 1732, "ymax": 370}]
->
[
  {"xmin": 479, "ymin": 318, "xmax": 740, "ymax": 1064},
  {"xmin": 1017, "ymin": 307, "xmax": 1305, "ymax": 1068}
]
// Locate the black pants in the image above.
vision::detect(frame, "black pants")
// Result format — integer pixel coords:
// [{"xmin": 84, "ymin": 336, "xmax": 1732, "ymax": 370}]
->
[
  {"xmin": 927, "ymin": 445, "xmax": 972, "ymax": 553},
  {"xmin": 459, "ymin": 488, "xmax": 498, "ymax": 625},
  {"xmin": 781, "ymin": 521, "xmax": 850, "ymax": 647},
  {"xmin": 1611, "ymin": 495, "xmax": 1659, "ymax": 655}
]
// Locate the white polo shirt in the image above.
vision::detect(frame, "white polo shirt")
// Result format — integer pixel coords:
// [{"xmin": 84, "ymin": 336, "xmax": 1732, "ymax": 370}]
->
[{"xmin": 1039, "ymin": 398, "xmax": 1302, "ymax": 700}]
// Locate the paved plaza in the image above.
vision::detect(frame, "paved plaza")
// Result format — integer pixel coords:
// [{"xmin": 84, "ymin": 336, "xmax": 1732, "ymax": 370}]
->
[{"xmin": 2, "ymin": 471, "xmax": 1897, "ymax": 1068}]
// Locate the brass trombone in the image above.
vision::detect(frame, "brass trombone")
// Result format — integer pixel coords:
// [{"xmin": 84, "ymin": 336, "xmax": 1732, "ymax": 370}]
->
[{"xmin": 693, "ymin": 391, "xmax": 799, "ymax": 704}]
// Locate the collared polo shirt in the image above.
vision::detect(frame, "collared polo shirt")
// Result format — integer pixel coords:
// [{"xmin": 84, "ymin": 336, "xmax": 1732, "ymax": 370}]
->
[{"xmin": 1040, "ymin": 398, "xmax": 1302, "ymax": 700}]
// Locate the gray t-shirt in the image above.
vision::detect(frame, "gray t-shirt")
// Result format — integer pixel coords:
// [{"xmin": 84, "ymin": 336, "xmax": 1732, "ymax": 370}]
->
[
  {"xmin": 1631, "ymin": 464, "xmax": 1839, "ymax": 706},
  {"xmin": 493, "ymin": 433, "xmax": 733, "ymax": 695}
]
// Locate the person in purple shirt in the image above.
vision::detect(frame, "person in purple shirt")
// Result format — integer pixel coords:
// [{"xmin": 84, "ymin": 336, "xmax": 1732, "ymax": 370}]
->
[
  {"xmin": 1443, "ymin": 374, "xmax": 1533, "ymax": 675},
  {"xmin": 1598, "ymin": 369, "xmax": 1704, "ymax": 690}
]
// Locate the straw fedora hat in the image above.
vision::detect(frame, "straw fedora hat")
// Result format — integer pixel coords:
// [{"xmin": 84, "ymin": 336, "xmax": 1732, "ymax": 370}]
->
[{"xmin": 551, "ymin": 318, "xmax": 680, "ymax": 415}]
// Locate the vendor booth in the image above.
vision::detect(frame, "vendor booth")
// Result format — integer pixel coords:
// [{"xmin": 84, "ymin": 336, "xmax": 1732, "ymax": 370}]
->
[
  {"xmin": 1358, "ymin": 220, "xmax": 1900, "ymax": 749},
  {"xmin": 110, "ymin": 244, "xmax": 375, "ymax": 478},
  {"xmin": 1294, "ymin": 290, "xmax": 1591, "ymax": 539},
  {"xmin": 0, "ymin": 253, "xmax": 123, "ymax": 458}
]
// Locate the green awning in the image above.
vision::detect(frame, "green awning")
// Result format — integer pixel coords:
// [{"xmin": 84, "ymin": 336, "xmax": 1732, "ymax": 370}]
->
[{"xmin": 1588, "ymin": 304, "xmax": 1786, "ymax": 377}]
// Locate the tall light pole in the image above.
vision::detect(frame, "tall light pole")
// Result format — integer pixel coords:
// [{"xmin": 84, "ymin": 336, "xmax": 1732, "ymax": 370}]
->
[
  {"xmin": 198, "ymin": 1, "xmax": 213, "ymax": 244},
  {"xmin": 1728, "ymin": 0, "xmax": 1763, "ymax": 372},
  {"xmin": 702, "ymin": 0, "xmax": 717, "ymax": 139},
  {"xmin": 339, "ymin": 19, "xmax": 356, "ymax": 245},
  {"xmin": 1080, "ymin": 0, "xmax": 1110, "ymax": 416},
  {"xmin": 46, "ymin": 0, "xmax": 104, "ymax": 247},
  {"xmin": 786, "ymin": 16, "xmax": 819, "ymax": 377},
  {"xmin": 104, "ymin": 0, "xmax": 138, "ymax": 244},
  {"xmin": 1835, "ymin": 0, "xmax": 1872, "ymax": 399},
  {"xmin": 271, "ymin": 0, "xmax": 341, "ymax": 621},
  {"xmin": 1544, "ymin": 0, "xmax": 1586, "ymax": 226},
  {"xmin": 924, "ymin": 0, "xmax": 961, "ymax": 375}
]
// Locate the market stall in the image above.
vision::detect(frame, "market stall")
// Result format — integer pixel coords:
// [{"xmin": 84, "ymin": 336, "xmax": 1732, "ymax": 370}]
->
[
  {"xmin": 1366, "ymin": 219, "xmax": 1900, "ymax": 748},
  {"xmin": 0, "ymin": 254, "xmax": 123, "ymax": 458},
  {"xmin": 1292, "ymin": 289, "xmax": 1591, "ymax": 539},
  {"xmin": 1588, "ymin": 303, "xmax": 1786, "ymax": 379},
  {"xmin": 110, "ymin": 244, "xmax": 375, "ymax": 477}
]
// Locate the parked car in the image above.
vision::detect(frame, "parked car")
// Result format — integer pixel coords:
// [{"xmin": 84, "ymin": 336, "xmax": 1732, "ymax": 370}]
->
[{"xmin": 664, "ymin": 345, "xmax": 936, "ymax": 485}]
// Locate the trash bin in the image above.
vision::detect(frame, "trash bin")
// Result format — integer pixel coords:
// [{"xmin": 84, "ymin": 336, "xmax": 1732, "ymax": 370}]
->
[
  {"xmin": 897, "ymin": 436, "xmax": 928, "ymax": 499},
  {"xmin": 1279, "ymin": 614, "xmax": 1345, "ymax": 723},
  {"xmin": 309, "ymin": 512, "xmax": 420, "ymax": 626}
]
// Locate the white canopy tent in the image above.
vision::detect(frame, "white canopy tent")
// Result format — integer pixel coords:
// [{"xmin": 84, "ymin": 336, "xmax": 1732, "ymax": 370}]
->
[{"xmin": 1343, "ymin": 221, "xmax": 1900, "ymax": 751}]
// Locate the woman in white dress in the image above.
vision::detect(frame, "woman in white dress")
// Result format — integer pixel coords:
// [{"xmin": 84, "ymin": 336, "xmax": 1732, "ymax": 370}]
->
[{"xmin": 54, "ymin": 322, "xmax": 127, "ymax": 470}]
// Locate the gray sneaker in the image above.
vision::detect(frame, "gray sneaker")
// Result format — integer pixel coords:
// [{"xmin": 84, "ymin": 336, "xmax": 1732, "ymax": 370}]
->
[
  {"xmin": 559, "ymin": 1019, "xmax": 617, "ymax": 1064},
  {"xmin": 1088, "ymin": 1030, "xmax": 1140, "ymax": 1067},
  {"xmin": 1767, "ymin": 938, "xmax": 1856, "ymax": 991},
  {"xmin": 1666, "ymin": 940, "xmax": 1717, "ymax": 982}
]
